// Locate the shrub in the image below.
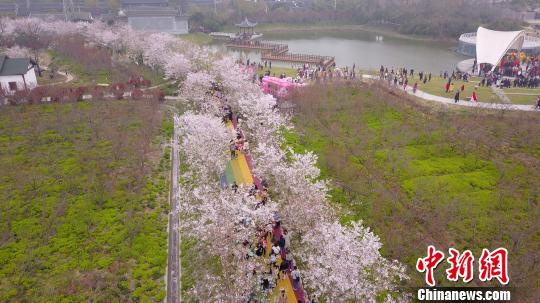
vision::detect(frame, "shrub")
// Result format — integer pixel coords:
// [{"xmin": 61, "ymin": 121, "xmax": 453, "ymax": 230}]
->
[
  {"xmin": 110, "ymin": 82, "xmax": 126, "ymax": 100},
  {"xmin": 131, "ymin": 88, "xmax": 143, "ymax": 100}
]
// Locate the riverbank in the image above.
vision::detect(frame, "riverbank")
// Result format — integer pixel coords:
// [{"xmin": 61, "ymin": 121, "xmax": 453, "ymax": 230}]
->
[
  {"xmin": 223, "ymin": 23, "xmax": 457, "ymax": 45},
  {"xmin": 178, "ymin": 32, "xmax": 213, "ymax": 45}
]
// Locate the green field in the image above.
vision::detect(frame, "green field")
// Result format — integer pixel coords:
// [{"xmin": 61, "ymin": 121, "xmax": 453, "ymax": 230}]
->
[
  {"xmin": 36, "ymin": 70, "xmax": 68, "ymax": 86},
  {"xmin": 48, "ymin": 50, "xmax": 167, "ymax": 87},
  {"xmin": 286, "ymin": 83, "xmax": 539, "ymax": 299},
  {"xmin": 407, "ymin": 75, "xmax": 500, "ymax": 103},
  {"xmin": 0, "ymin": 101, "xmax": 171, "ymax": 302},
  {"xmin": 408, "ymin": 75, "xmax": 539, "ymax": 105},
  {"xmin": 178, "ymin": 33, "xmax": 213, "ymax": 45}
]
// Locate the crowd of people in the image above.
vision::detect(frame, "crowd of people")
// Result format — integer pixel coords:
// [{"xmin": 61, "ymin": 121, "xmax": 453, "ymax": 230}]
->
[
  {"xmin": 242, "ymin": 57, "xmax": 540, "ymax": 108},
  {"xmin": 476, "ymin": 52, "xmax": 540, "ymax": 89},
  {"xmin": 294, "ymin": 63, "xmax": 357, "ymax": 82},
  {"xmin": 240, "ymin": 59, "xmax": 358, "ymax": 85},
  {"xmin": 209, "ymin": 82, "xmax": 315, "ymax": 303}
]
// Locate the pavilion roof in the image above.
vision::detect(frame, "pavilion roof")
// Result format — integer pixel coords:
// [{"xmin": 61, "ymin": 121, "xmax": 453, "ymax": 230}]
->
[{"xmin": 235, "ymin": 17, "xmax": 257, "ymax": 28}]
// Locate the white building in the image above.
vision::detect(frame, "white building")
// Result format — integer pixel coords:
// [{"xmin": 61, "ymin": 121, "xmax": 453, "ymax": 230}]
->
[
  {"xmin": 0, "ymin": 55, "xmax": 38, "ymax": 93},
  {"xmin": 122, "ymin": 6, "xmax": 189, "ymax": 34}
]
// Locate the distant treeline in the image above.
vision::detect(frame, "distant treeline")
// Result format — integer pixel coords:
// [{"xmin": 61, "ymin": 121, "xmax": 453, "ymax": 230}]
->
[{"xmin": 189, "ymin": 0, "xmax": 526, "ymax": 38}]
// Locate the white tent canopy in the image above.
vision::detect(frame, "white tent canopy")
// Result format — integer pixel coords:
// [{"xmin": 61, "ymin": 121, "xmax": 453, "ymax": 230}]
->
[{"xmin": 476, "ymin": 27, "xmax": 525, "ymax": 70}]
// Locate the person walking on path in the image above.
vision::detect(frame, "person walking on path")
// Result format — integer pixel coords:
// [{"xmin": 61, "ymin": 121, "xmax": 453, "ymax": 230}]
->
[
  {"xmin": 277, "ymin": 288, "xmax": 288, "ymax": 303},
  {"xmin": 471, "ymin": 87, "xmax": 478, "ymax": 102},
  {"xmin": 291, "ymin": 266, "xmax": 301, "ymax": 290},
  {"xmin": 454, "ymin": 88, "xmax": 460, "ymax": 103},
  {"xmin": 413, "ymin": 82, "xmax": 418, "ymax": 94},
  {"xmin": 229, "ymin": 140, "xmax": 237, "ymax": 159},
  {"xmin": 450, "ymin": 83, "xmax": 455, "ymax": 93},
  {"xmin": 536, "ymin": 95, "xmax": 540, "ymax": 109}
]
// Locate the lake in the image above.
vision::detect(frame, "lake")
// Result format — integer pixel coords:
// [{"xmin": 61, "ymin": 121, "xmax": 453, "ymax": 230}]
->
[{"xmin": 215, "ymin": 30, "xmax": 469, "ymax": 73}]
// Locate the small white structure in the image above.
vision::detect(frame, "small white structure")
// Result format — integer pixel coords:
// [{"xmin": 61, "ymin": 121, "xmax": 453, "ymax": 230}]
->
[
  {"xmin": 0, "ymin": 55, "xmax": 38, "ymax": 93},
  {"xmin": 475, "ymin": 27, "xmax": 525, "ymax": 70}
]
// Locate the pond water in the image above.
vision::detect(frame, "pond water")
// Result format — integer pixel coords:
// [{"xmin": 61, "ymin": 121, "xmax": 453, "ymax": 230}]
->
[{"xmin": 214, "ymin": 30, "xmax": 469, "ymax": 73}]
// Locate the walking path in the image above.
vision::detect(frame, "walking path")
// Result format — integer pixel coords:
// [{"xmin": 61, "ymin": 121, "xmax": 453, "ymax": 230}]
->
[
  {"xmin": 362, "ymin": 74, "xmax": 539, "ymax": 112},
  {"xmin": 39, "ymin": 67, "xmax": 74, "ymax": 86},
  {"xmin": 167, "ymin": 115, "xmax": 181, "ymax": 303},
  {"xmin": 490, "ymin": 86, "xmax": 511, "ymax": 104},
  {"xmin": 212, "ymin": 95, "xmax": 309, "ymax": 302}
]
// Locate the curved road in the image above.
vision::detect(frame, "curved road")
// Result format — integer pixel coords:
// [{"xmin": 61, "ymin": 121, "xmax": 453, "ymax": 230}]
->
[{"xmin": 363, "ymin": 74, "xmax": 539, "ymax": 112}]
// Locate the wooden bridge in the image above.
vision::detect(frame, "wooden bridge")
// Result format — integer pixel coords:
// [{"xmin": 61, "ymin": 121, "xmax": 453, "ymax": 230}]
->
[
  {"xmin": 225, "ymin": 40, "xmax": 288, "ymax": 55},
  {"xmin": 225, "ymin": 40, "xmax": 335, "ymax": 68},
  {"xmin": 261, "ymin": 52, "xmax": 335, "ymax": 68}
]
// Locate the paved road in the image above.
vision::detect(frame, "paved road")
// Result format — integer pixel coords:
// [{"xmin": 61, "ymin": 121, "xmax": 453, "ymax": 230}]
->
[{"xmin": 167, "ymin": 115, "xmax": 180, "ymax": 303}]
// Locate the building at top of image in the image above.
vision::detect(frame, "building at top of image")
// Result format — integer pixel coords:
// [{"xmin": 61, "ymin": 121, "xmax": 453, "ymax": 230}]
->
[
  {"xmin": 119, "ymin": 5, "xmax": 188, "ymax": 34},
  {"xmin": 121, "ymin": 0, "xmax": 170, "ymax": 8}
]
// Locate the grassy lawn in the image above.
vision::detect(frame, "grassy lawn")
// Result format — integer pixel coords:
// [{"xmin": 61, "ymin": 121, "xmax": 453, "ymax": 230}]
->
[
  {"xmin": 412, "ymin": 75, "xmax": 539, "ymax": 105},
  {"xmin": 178, "ymin": 32, "xmax": 213, "ymax": 45},
  {"xmin": 502, "ymin": 87, "xmax": 540, "ymax": 94},
  {"xmin": 49, "ymin": 50, "xmax": 167, "ymax": 87},
  {"xmin": 0, "ymin": 101, "xmax": 171, "ymax": 302},
  {"xmin": 256, "ymin": 66, "xmax": 298, "ymax": 78},
  {"xmin": 285, "ymin": 83, "xmax": 539, "ymax": 298},
  {"xmin": 412, "ymin": 76, "xmax": 501, "ymax": 103},
  {"xmin": 36, "ymin": 70, "xmax": 67, "ymax": 86},
  {"xmin": 498, "ymin": 88, "xmax": 539, "ymax": 105},
  {"xmin": 504, "ymin": 93, "xmax": 539, "ymax": 105}
]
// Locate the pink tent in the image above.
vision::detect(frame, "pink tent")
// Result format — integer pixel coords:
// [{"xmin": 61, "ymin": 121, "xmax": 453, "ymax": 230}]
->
[{"xmin": 261, "ymin": 76, "xmax": 304, "ymax": 99}]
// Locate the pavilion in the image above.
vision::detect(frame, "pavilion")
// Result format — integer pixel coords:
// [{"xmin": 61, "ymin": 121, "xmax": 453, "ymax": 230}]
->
[
  {"xmin": 475, "ymin": 27, "xmax": 526, "ymax": 71},
  {"xmin": 235, "ymin": 17, "xmax": 257, "ymax": 36}
]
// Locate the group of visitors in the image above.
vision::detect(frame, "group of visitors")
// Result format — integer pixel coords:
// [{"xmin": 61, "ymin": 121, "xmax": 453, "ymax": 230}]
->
[
  {"xmin": 379, "ymin": 65, "xmax": 432, "ymax": 92},
  {"xmin": 441, "ymin": 70, "xmax": 469, "ymax": 82},
  {"xmin": 377, "ymin": 64, "xmax": 483, "ymax": 103},
  {"xmin": 240, "ymin": 59, "xmax": 358, "ymax": 86},
  {"xmin": 295, "ymin": 63, "xmax": 357, "ymax": 82},
  {"xmin": 210, "ymin": 82, "xmax": 314, "ymax": 302}
]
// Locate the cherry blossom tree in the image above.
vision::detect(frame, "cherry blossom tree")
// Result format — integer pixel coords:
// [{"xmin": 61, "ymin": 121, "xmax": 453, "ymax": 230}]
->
[
  {"xmin": 178, "ymin": 183, "xmax": 278, "ymax": 302},
  {"xmin": 298, "ymin": 220, "xmax": 410, "ymax": 303},
  {"xmin": 4, "ymin": 45, "xmax": 31, "ymax": 58},
  {"xmin": 180, "ymin": 72, "xmax": 214, "ymax": 101},
  {"xmin": 164, "ymin": 53, "xmax": 190, "ymax": 80},
  {"xmin": 175, "ymin": 112, "xmax": 231, "ymax": 180},
  {"xmin": 252, "ymin": 144, "xmax": 333, "ymax": 234}
]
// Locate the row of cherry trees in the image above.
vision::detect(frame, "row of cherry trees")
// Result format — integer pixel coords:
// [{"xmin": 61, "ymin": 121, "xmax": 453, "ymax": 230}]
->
[
  {"xmin": 0, "ymin": 17, "xmax": 409, "ymax": 302},
  {"xmin": 173, "ymin": 54, "xmax": 410, "ymax": 301}
]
